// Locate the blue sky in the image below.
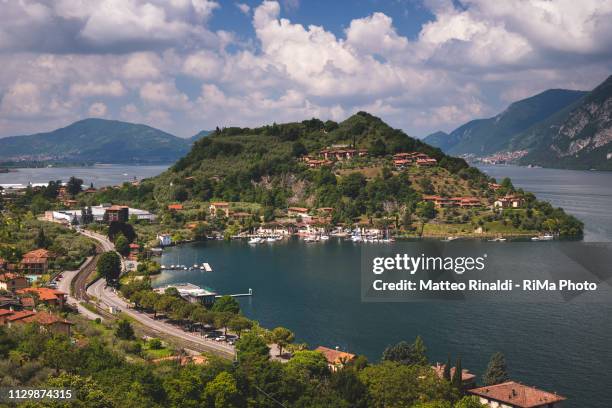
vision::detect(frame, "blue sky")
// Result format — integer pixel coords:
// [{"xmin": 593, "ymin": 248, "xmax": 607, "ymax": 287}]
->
[{"xmin": 0, "ymin": 0, "xmax": 611, "ymax": 139}]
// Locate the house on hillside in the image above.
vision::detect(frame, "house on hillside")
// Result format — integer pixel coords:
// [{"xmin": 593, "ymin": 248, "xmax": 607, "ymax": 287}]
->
[
  {"xmin": 494, "ymin": 195, "xmax": 524, "ymax": 209},
  {"xmin": 167, "ymin": 204, "xmax": 184, "ymax": 211},
  {"xmin": 288, "ymin": 207, "xmax": 310, "ymax": 218},
  {"xmin": 17, "ymin": 287, "xmax": 66, "ymax": 308},
  {"xmin": 315, "ymin": 346, "xmax": 356, "ymax": 372},
  {"xmin": 2, "ymin": 310, "xmax": 73, "ymax": 336},
  {"xmin": 0, "ymin": 273, "xmax": 29, "ymax": 293},
  {"xmin": 157, "ymin": 234, "xmax": 172, "ymax": 247},
  {"xmin": 105, "ymin": 205, "xmax": 129, "ymax": 223},
  {"xmin": 209, "ymin": 202, "xmax": 230, "ymax": 217},
  {"xmin": 468, "ymin": 381, "xmax": 566, "ymax": 408},
  {"xmin": 21, "ymin": 249, "xmax": 53, "ymax": 274}
]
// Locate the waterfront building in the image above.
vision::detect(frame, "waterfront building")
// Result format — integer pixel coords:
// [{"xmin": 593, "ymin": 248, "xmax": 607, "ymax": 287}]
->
[
  {"xmin": 288, "ymin": 207, "xmax": 310, "ymax": 218},
  {"xmin": 0, "ymin": 273, "xmax": 29, "ymax": 293},
  {"xmin": 154, "ymin": 283, "xmax": 217, "ymax": 306},
  {"xmin": 315, "ymin": 346, "xmax": 356, "ymax": 372},
  {"xmin": 468, "ymin": 381, "xmax": 566, "ymax": 408}
]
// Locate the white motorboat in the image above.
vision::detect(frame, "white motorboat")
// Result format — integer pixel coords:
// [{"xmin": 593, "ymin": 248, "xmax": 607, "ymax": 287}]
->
[
  {"xmin": 248, "ymin": 237, "xmax": 263, "ymax": 244},
  {"xmin": 320, "ymin": 235, "xmax": 330, "ymax": 240}
]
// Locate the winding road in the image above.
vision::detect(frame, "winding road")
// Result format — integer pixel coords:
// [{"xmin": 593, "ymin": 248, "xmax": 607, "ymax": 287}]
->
[{"xmin": 70, "ymin": 228, "xmax": 235, "ymax": 358}]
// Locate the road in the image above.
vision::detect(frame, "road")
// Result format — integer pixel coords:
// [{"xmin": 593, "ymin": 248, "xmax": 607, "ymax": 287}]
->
[
  {"xmin": 77, "ymin": 228, "xmax": 235, "ymax": 358},
  {"xmin": 55, "ymin": 256, "xmax": 104, "ymax": 321},
  {"xmin": 88, "ymin": 279, "xmax": 235, "ymax": 358}
]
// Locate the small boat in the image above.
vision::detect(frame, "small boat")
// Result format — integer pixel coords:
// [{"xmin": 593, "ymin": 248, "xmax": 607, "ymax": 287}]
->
[
  {"xmin": 320, "ymin": 235, "xmax": 330, "ymax": 240},
  {"xmin": 532, "ymin": 234, "xmax": 554, "ymax": 241},
  {"xmin": 266, "ymin": 236, "xmax": 277, "ymax": 242},
  {"xmin": 248, "ymin": 237, "xmax": 262, "ymax": 244},
  {"xmin": 442, "ymin": 236, "xmax": 458, "ymax": 242},
  {"xmin": 489, "ymin": 237, "xmax": 507, "ymax": 242},
  {"xmin": 350, "ymin": 235, "xmax": 362, "ymax": 242}
]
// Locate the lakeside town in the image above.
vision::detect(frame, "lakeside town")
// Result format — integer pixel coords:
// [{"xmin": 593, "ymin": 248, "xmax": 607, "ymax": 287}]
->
[{"xmin": 0, "ymin": 167, "xmax": 571, "ymax": 407}]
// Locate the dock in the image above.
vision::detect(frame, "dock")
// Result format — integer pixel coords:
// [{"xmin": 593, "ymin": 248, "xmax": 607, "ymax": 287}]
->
[{"xmin": 216, "ymin": 288, "xmax": 253, "ymax": 298}]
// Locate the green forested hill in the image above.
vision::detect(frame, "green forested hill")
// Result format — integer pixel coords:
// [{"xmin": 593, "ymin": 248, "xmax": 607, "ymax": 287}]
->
[
  {"xmin": 0, "ymin": 118, "xmax": 191, "ymax": 164},
  {"xmin": 424, "ymin": 89, "xmax": 587, "ymax": 156}
]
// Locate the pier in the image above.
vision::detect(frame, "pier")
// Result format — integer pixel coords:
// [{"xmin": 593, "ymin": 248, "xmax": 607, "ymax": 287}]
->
[{"xmin": 216, "ymin": 288, "xmax": 253, "ymax": 298}]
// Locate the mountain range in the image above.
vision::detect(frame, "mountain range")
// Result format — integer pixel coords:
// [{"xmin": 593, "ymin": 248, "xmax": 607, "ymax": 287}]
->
[
  {"xmin": 0, "ymin": 119, "xmax": 211, "ymax": 164},
  {"xmin": 424, "ymin": 75, "xmax": 612, "ymax": 170}
]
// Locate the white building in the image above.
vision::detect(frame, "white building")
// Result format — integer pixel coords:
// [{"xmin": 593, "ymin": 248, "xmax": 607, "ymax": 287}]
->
[
  {"xmin": 47, "ymin": 205, "xmax": 156, "ymax": 224},
  {"xmin": 157, "ymin": 234, "xmax": 172, "ymax": 246}
]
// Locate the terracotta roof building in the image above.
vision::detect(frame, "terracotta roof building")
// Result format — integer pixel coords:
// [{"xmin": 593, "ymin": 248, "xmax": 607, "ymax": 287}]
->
[
  {"xmin": 21, "ymin": 249, "xmax": 53, "ymax": 274},
  {"xmin": 167, "ymin": 204, "xmax": 184, "ymax": 211},
  {"xmin": 0, "ymin": 273, "xmax": 29, "ymax": 292},
  {"xmin": 468, "ymin": 381, "xmax": 566, "ymax": 408},
  {"xmin": 315, "ymin": 346, "xmax": 356, "ymax": 372},
  {"xmin": 105, "ymin": 205, "xmax": 129, "ymax": 223},
  {"xmin": 209, "ymin": 202, "xmax": 230, "ymax": 217},
  {"xmin": 2, "ymin": 310, "xmax": 72, "ymax": 336},
  {"xmin": 17, "ymin": 287, "xmax": 66, "ymax": 308}
]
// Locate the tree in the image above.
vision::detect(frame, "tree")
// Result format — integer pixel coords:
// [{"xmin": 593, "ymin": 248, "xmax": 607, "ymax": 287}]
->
[
  {"xmin": 482, "ymin": 352, "xmax": 509, "ymax": 386},
  {"xmin": 114, "ymin": 234, "xmax": 130, "ymax": 256},
  {"xmin": 451, "ymin": 357, "xmax": 463, "ymax": 389},
  {"xmin": 212, "ymin": 295, "xmax": 240, "ymax": 314},
  {"xmin": 416, "ymin": 201, "xmax": 436, "ymax": 220},
  {"xmin": 115, "ymin": 319, "xmax": 135, "ymax": 340},
  {"xmin": 286, "ymin": 350, "xmax": 329, "ymax": 379},
  {"xmin": 204, "ymin": 371, "xmax": 239, "ymax": 408},
  {"xmin": 97, "ymin": 252, "xmax": 121, "ymax": 284},
  {"xmin": 214, "ymin": 311, "xmax": 233, "ymax": 336},
  {"xmin": 42, "ymin": 335, "xmax": 74, "ymax": 374},
  {"xmin": 35, "ymin": 228, "xmax": 50, "ymax": 249},
  {"xmin": 67, "ymin": 176, "xmax": 84, "ymax": 197},
  {"xmin": 271, "ymin": 326, "xmax": 294, "ymax": 356},
  {"xmin": 228, "ymin": 315, "xmax": 252, "ymax": 338},
  {"xmin": 292, "ymin": 141, "xmax": 307, "ymax": 157},
  {"xmin": 369, "ymin": 139, "xmax": 387, "ymax": 156},
  {"xmin": 382, "ymin": 336, "xmax": 427, "ymax": 366},
  {"xmin": 443, "ymin": 356, "xmax": 451, "ymax": 381},
  {"xmin": 236, "ymin": 331, "xmax": 270, "ymax": 366}
]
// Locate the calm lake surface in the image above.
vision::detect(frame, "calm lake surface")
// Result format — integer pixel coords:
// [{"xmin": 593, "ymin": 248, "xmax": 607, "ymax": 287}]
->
[
  {"xmin": 158, "ymin": 165, "xmax": 612, "ymax": 408},
  {"xmin": 0, "ymin": 164, "xmax": 169, "ymax": 187}
]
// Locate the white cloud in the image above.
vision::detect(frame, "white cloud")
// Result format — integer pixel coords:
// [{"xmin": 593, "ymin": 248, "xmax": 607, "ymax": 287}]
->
[
  {"xmin": 236, "ymin": 3, "xmax": 250, "ymax": 15},
  {"xmin": 88, "ymin": 102, "xmax": 108, "ymax": 117},
  {"xmin": 140, "ymin": 80, "xmax": 191, "ymax": 110},
  {"xmin": 1, "ymin": 0, "xmax": 612, "ymax": 139},
  {"xmin": 69, "ymin": 80, "xmax": 126, "ymax": 98}
]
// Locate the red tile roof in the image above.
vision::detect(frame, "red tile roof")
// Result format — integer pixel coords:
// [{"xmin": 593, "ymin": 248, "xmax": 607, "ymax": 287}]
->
[
  {"xmin": 6, "ymin": 310, "xmax": 36, "ymax": 321},
  {"xmin": 315, "ymin": 346, "xmax": 356, "ymax": 365},
  {"xmin": 22, "ymin": 249, "xmax": 51, "ymax": 259},
  {"xmin": 0, "ymin": 272, "xmax": 25, "ymax": 282},
  {"xmin": 17, "ymin": 287, "xmax": 65, "ymax": 302},
  {"xmin": 210, "ymin": 202, "xmax": 229, "ymax": 206},
  {"xmin": 468, "ymin": 381, "xmax": 566, "ymax": 408},
  {"xmin": 0, "ymin": 309, "xmax": 14, "ymax": 317},
  {"xmin": 21, "ymin": 311, "xmax": 72, "ymax": 326},
  {"xmin": 167, "ymin": 204, "xmax": 183, "ymax": 210}
]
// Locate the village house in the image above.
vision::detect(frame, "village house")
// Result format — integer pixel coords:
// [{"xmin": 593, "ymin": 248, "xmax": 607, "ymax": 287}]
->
[
  {"xmin": 288, "ymin": 207, "xmax": 310, "ymax": 218},
  {"xmin": 256, "ymin": 222, "xmax": 292, "ymax": 236},
  {"xmin": 494, "ymin": 195, "xmax": 524, "ymax": 209},
  {"xmin": 432, "ymin": 362, "xmax": 476, "ymax": 388},
  {"xmin": 0, "ymin": 273, "xmax": 30, "ymax": 293},
  {"xmin": 488, "ymin": 182, "xmax": 502, "ymax": 191},
  {"xmin": 17, "ymin": 287, "xmax": 67, "ymax": 308},
  {"xmin": 416, "ymin": 158, "xmax": 438, "ymax": 167},
  {"xmin": 21, "ymin": 249, "xmax": 53, "ymax": 274},
  {"xmin": 0, "ymin": 295, "xmax": 22, "ymax": 310},
  {"xmin": 105, "ymin": 205, "xmax": 129, "ymax": 223},
  {"xmin": 304, "ymin": 157, "xmax": 333, "ymax": 168},
  {"xmin": 320, "ymin": 148, "xmax": 367, "ymax": 161},
  {"xmin": 230, "ymin": 211, "xmax": 251, "ymax": 221},
  {"xmin": 1, "ymin": 310, "xmax": 73, "ymax": 336},
  {"xmin": 422, "ymin": 195, "xmax": 482, "ymax": 208},
  {"xmin": 315, "ymin": 346, "xmax": 356, "ymax": 372},
  {"xmin": 209, "ymin": 202, "xmax": 230, "ymax": 217},
  {"xmin": 167, "ymin": 203, "xmax": 184, "ymax": 211},
  {"xmin": 468, "ymin": 381, "xmax": 566, "ymax": 408}
]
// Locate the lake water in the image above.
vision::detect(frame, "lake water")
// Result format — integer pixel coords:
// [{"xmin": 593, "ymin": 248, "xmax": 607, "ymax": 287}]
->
[
  {"xmin": 158, "ymin": 165, "xmax": 612, "ymax": 407},
  {"xmin": 0, "ymin": 164, "xmax": 169, "ymax": 188}
]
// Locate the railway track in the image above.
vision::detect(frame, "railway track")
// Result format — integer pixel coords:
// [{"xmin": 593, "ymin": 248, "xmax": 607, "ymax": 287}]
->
[{"xmin": 71, "ymin": 242, "xmax": 103, "ymax": 302}]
